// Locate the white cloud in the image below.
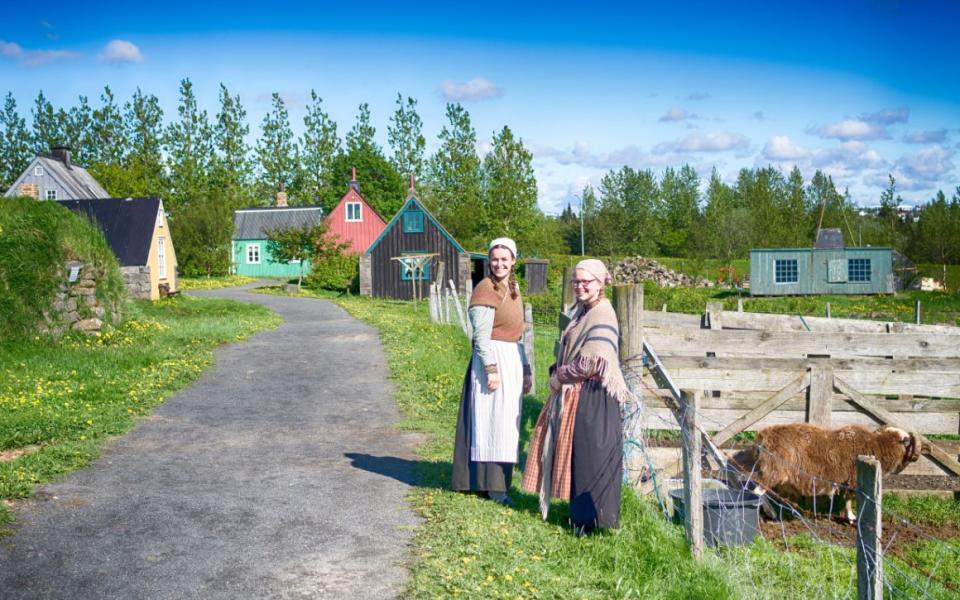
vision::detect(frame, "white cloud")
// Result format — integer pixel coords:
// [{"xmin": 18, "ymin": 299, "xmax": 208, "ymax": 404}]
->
[
  {"xmin": 687, "ymin": 91, "xmax": 710, "ymax": 101},
  {"xmin": 654, "ymin": 131, "xmax": 750, "ymax": 154},
  {"xmin": 658, "ymin": 107, "xmax": 696, "ymax": 122},
  {"xmin": 810, "ymin": 119, "xmax": 890, "ymax": 141},
  {"xmin": 763, "ymin": 135, "xmax": 810, "ymax": 161},
  {"xmin": 437, "ymin": 77, "xmax": 502, "ymax": 102},
  {"xmin": 98, "ymin": 40, "xmax": 143, "ymax": 64},
  {"xmin": 0, "ymin": 39, "xmax": 78, "ymax": 66},
  {"xmin": 860, "ymin": 107, "xmax": 910, "ymax": 125},
  {"xmin": 903, "ymin": 129, "xmax": 947, "ymax": 144}
]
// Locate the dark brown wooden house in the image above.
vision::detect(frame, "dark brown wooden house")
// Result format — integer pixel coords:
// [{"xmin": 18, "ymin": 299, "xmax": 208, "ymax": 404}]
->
[{"xmin": 360, "ymin": 185, "xmax": 484, "ymax": 299}]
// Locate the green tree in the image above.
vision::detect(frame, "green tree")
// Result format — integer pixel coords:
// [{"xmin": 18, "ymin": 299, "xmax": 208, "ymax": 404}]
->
[
  {"xmin": 0, "ymin": 93, "xmax": 31, "ymax": 190},
  {"xmin": 87, "ymin": 87, "xmax": 131, "ymax": 196},
  {"xmin": 595, "ymin": 166, "xmax": 660, "ymax": 256},
  {"xmin": 266, "ymin": 221, "xmax": 347, "ymax": 291},
  {"xmin": 876, "ymin": 174, "xmax": 904, "ymax": 249},
  {"xmin": 425, "ymin": 103, "xmax": 483, "ymax": 245},
  {"xmin": 330, "ymin": 103, "xmax": 403, "ymax": 218},
  {"xmin": 784, "ymin": 166, "xmax": 812, "ymax": 247},
  {"xmin": 63, "ymin": 96, "xmax": 95, "ymax": 166},
  {"xmin": 30, "ymin": 91, "xmax": 62, "ymax": 154},
  {"xmin": 737, "ymin": 167, "xmax": 787, "ymax": 248},
  {"xmin": 480, "ymin": 125, "xmax": 540, "ymax": 248},
  {"xmin": 123, "ymin": 88, "xmax": 168, "ymax": 197},
  {"xmin": 165, "ymin": 78, "xmax": 214, "ymax": 214},
  {"xmin": 657, "ymin": 165, "xmax": 700, "ymax": 256},
  {"xmin": 916, "ymin": 190, "xmax": 960, "ymax": 286},
  {"xmin": 299, "ymin": 90, "xmax": 341, "ymax": 210},
  {"xmin": 699, "ymin": 169, "xmax": 747, "ymax": 263},
  {"xmin": 255, "ymin": 92, "xmax": 299, "ymax": 204},
  {"xmin": 168, "ymin": 193, "xmax": 234, "ymax": 277},
  {"xmin": 211, "ymin": 84, "xmax": 254, "ymax": 210},
  {"xmin": 387, "ymin": 93, "xmax": 426, "ymax": 184}
]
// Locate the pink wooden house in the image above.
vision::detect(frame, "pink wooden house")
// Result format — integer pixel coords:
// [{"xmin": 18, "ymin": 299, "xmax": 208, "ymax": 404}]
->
[{"xmin": 323, "ymin": 168, "xmax": 387, "ymax": 254}]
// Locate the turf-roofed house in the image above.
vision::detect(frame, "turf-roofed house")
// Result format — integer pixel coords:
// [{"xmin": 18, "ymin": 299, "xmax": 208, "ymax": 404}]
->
[
  {"xmin": 57, "ymin": 197, "xmax": 179, "ymax": 301},
  {"xmin": 232, "ymin": 188, "xmax": 324, "ymax": 278},
  {"xmin": 361, "ymin": 178, "xmax": 486, "ymax": 299}
]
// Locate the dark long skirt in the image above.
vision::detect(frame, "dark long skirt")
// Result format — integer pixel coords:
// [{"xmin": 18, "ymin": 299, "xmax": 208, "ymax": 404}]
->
[
  {"xmin": 570, "ymin": 380, "xmax": 622, "ymax": 529},
  {"xmin": 451, "ymin": 360, "xmax": 513, "ymax": 492}
]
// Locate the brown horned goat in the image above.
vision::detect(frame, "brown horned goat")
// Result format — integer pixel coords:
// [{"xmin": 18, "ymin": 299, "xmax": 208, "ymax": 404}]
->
[{"xmin": 745, "ymin": 423, "xmax": 923, "ymax": 522}]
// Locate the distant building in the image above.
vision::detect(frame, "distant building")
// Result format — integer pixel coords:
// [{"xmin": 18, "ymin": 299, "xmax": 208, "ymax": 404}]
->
[
  {"xmin": 322, "ymin": 168, "xmax": 387, "ymax": 254},
  {"xmin": 58, "ymin": 197, "xmax": 178, "ymax": 301},
  {"xmin": 5, "ymin": 147, "xmax": 109, "ymax": 200},
  {"xmin": 750, "ymin": 246, "xmax": 894, "ymax": 296},
  {"xmin": 361, "ymin": 179, "xmax": 485, "ymax": 299},
  {"xmin": 232, "ymin": 190, "xmax": 324, "ymax": 278}
]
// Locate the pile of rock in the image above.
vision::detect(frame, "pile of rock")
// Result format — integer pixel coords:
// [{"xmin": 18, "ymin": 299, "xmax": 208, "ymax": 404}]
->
[
  {"xmin": 612, "ymin": 256, "xmax": 714, "ymax": 288},
  {"xmin": 40, "ymin": 261, "xmax": 123, "ymax": 336}
]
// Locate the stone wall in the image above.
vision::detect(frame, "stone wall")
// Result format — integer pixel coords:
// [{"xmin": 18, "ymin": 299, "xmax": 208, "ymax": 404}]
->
[
  {"xmin": 40, "ymin": 261, "xmax": 123, "ymax": 336},
  {"xmin": 121, "ymin": 265, "xmax": 152, "ymax": 300}
]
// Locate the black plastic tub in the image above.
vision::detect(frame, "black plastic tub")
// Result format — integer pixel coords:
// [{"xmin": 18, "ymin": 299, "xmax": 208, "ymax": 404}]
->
[{"xmin": 668, "ymin": 487, "xmax": 763, "ymax": 546}]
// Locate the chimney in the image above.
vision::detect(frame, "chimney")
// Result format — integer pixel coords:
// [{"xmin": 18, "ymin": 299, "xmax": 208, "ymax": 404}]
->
[
  {"xmin": 50, "ymin": 146, "xmax": 72, "ymax": 169},
  {"xmin": 408, "ymin": 174, "xmax": 417, "ymax": 195},
  {"xmin": 276, "ymin": 182, "xmax": 288, "ymax": 207},
  {"xmin": 348, "ymin": 166, "xmax": 360, "ymax": 193}
]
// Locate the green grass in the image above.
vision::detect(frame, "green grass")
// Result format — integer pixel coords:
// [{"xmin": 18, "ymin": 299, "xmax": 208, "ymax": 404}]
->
[
  {"xmin": 178, "ymin": 275, "xmax": 259, "ymax": 290},
  {"xmin": 0, "ymin": 295, "xmax": 281, "ymax": 529},
  {"xmin": 885, "ymin": 494, "xmax": 960, "ymax": 529},
  {"xmin": 256, "ymin": 286, "xmax": 960, "ymax": 598}
]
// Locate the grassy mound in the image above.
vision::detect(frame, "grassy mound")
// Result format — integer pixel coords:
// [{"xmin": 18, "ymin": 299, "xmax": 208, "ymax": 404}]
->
[{"xmin": 0, "ymin": 197, "xmax": 126, "ymax": 340}]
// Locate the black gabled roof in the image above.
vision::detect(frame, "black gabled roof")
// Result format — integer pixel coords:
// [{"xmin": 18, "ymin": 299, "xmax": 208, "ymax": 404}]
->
[
  {"xmin": 814, "ymin": 228, "xmax": 845, "ymax": 249},
  {"xmin": 57, "ymin": 197, "xmax": 161, "ymax": 266}
]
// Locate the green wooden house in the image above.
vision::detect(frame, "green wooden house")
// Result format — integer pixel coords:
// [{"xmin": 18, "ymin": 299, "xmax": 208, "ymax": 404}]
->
[
  {"xmin": 232, "ymin": 206, "xmax": 324, "ymax": 277},
  {"xmin": 749, "ymin": 246, "xmax": 894, "ymax": 296}
]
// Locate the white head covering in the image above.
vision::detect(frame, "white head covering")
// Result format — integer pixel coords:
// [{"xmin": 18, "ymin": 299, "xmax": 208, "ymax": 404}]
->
[
  {"xmin": 575, "ymin": 259, "xmax": 613, "ymax": 286},
  {"xmin": 488, "ymin": 237, "xmax": 517, "ymax": 258}
]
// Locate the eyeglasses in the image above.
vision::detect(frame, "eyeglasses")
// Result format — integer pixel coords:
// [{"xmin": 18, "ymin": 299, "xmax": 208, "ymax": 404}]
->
[{"xmin": 570, "ymin": 279, "xmax": 597, "ymax": 288}]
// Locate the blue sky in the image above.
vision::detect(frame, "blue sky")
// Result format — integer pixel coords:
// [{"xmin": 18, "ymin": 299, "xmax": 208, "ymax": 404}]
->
[{"xmin": 2, "ymin": 0, "xmax": 958, "ymax": 212}]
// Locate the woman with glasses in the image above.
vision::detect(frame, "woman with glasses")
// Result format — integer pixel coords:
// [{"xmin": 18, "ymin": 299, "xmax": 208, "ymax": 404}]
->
[
  {"xmin": 522, "ymin": 259, "xmax": 631, "ymax": 532},
  {"xmin": 452, "ymin": 238, "xmax": 532, "ymax": 505}
]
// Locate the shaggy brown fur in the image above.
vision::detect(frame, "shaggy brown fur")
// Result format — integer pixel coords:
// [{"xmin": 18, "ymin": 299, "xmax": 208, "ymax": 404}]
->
[{"xmin": 748, "ymin": 423, "xmax": 922, "ymax": 520}]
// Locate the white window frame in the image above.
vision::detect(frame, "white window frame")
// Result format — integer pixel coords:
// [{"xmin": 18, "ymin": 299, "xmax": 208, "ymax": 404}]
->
[
  {"xmin": 345, "ymin": 201, "xmax": 362, "ymax": 222},
  {"xmin": 246, "ymin": 243, "xmax": 261, "ymax": 265},
  {"xmin": 156, "ymin": 208, "xmax": 164, "ymax": 229},
  {"xmin": 45, "ymin": 189, "xmax": 57, "ymax": 200},
  {"xmin": 157, "ymin": 236, "xmax": 167, "ymax": 279},
  {"xmin": 34, "ymin": 166, "xmax": 43, "ymax": 177}
]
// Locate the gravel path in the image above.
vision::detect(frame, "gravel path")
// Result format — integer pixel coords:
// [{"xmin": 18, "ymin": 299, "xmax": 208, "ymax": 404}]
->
[{"xmin": 0, "ymin": 286, "xmax": 421, "ymax": 599}]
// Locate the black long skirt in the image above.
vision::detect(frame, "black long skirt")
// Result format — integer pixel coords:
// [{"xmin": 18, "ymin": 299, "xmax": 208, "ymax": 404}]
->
[
  {"xmin": 451, "ymin": 360, "xmax": 513, "ymax": 492},
  {"xmin": 569, "ymin": 380, "xmax": 622, "ymax": 529}
]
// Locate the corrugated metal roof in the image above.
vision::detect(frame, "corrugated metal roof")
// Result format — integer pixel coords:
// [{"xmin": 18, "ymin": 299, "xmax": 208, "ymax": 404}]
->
[
  {"xmin": 37, "ymin": 156, "xmax": 109, "ymax": 198},
  {"xmin": 233, "ymin": 207, "xmax": 324, "ymax": 239}
]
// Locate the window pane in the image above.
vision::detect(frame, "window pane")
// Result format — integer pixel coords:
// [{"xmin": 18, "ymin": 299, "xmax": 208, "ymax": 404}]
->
[
  {"xmin": 848, "ymin": 258, "xmax": 871, "ymax": 282},
  {"xmin": 403, "ymin": 210, "xmax": 423, "ymax": 233},
  {"xmin": 775, "ymin": 259, "xmax": 798, "ymax": 283}
]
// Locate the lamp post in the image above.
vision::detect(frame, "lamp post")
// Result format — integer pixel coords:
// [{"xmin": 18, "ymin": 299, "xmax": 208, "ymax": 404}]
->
[{"xmin": 573, "ymin": 194, "xmax": 585, "ymax": 256}]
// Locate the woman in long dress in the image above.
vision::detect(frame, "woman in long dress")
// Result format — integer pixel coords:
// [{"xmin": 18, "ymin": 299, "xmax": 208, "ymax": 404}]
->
[
  {"xmin": 522, "ymin": 259, "xmax": 630, "ymax": 531},
  {"xmin": 452, "ymin": 238, "xmax": 532, "ymax": 505}
]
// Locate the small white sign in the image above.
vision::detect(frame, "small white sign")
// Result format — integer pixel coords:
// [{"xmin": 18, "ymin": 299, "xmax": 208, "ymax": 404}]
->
[{"xmin": 68, "ymin": 265, "xmax": 81, "ymax": 283}]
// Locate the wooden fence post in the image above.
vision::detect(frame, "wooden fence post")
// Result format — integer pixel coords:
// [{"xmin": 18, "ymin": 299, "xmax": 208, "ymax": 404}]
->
[
  {"xmin": 706, "ymin": 302, "xmax": 723, "ymax": 330},
  {"xmin": 856, "ymin": 455, "xmax": 882, "ymax": 600},
  {"xmin": 682, "ymin": 390, "xmax": 704, "ymax": 560},
  {"xmin": 429, "ymin": 284, "xmax": 439, "ymax": 323},
  {"xmin": 523, "ymin": 303, "xmax": 535, "ymax": 394},
  {"xmin": 614, "ymin": 284, "xmax": 644, "ymax": 363},
  {"xmin": 806, "ymin": 364, "xmax": 834, "ymax": 425},
  {"xmin": 915, "ymin": 300, "xmax": 921, "ymax": 325},
  {"xmin": 561, "ymin": 267, "xmax": 575, "ymax": 313},
  {"xmin": 737, "ymin": 297, "xmax": 744, "ymax": 313},
  {"xmin": 826, "ymin": 302, "xmax": 831, "ymax": 319}
]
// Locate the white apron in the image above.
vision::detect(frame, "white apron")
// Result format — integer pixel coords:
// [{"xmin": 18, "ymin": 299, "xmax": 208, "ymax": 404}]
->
[{"xmin": 469, "ymin": 339, "xmax": 523, "ymax": 463}]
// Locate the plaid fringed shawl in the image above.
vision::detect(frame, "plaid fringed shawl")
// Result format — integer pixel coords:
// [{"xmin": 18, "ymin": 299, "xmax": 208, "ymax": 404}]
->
[{"xmin": 521, "ymin": 299, "xmax": 630, "ymax": 518}]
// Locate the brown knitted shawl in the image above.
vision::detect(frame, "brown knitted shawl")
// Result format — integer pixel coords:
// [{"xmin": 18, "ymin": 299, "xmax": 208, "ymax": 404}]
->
[{"xmin": 559, "ymin": 298, "xmax": 631, "ymax": 404}]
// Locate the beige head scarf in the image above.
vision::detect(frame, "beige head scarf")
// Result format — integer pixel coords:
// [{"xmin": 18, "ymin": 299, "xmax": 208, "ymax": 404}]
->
[{"xmin": 575, "ymin": 259, "xmax": 612, "ymax": 286}]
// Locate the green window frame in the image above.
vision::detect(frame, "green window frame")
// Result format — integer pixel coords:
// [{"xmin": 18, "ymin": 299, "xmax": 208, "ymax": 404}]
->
[
  {"xmin": 403, "ymin": 209, "xmax": 424, "ymax": 233},
  {"xmin": 399, "ymin": 253, "xmax": 431, "ymax": 281}
]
